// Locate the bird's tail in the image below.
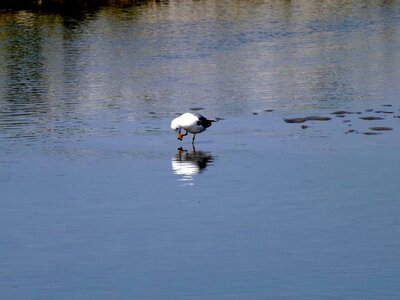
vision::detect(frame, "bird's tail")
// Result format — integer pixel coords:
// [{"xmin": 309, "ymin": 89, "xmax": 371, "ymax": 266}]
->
[{"xmin": 211, "ymin": 117, "xmax": 224, "ymax": 122}]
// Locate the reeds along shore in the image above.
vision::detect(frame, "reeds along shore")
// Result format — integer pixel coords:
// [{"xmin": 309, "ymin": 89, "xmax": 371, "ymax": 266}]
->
[
  {"xmin": 0, "ymin": 0, "xmax": 147, "ymax": 10},
  {"xmin": 0, "ymin": 0, "xmax": 102, "ymax": 10}
]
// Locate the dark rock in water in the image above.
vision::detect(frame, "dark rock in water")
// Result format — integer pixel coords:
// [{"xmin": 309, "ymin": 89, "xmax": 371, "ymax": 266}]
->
[
  {"xmin": 365, "ymin": 109, "xmax": 374, "ymax": 112},
  {"xmin": 343, "ymin": 120, "xmax": 351, "ymax": 123},
  {"xmin": 190, "ymin": 107, "xmax": 204, "ymax": 111},
  {"xmin": 332, "ymin": 111, "xmax": 348, "ymax": 115},
  {"xmin": 369, "ymin": 127, "xmax": 393, "ymax": 131},
  {"xmin": 264, "ymin": 109, "xmax": 274, "ymax": 112},
  {"xmin": 284, "ymin": 117, "xmax": 307, "ymax": 123},
  {"xmin": 252, "ymin": 112, "xmax": 259, "ymax": 115},
  {"xmin": 335, "ymin": 114, "xmax": 345, "ymax": 118},
  {"xmin": 383, "ymin": 104, "xmax": 392, "ymax": 107},
  {"xmin": 359, "ymin": 116, "xmax": 384, "ymax": 120},
  {"xmin": 375, "ymin": 111, "xmax": 394, "ymax": 114},
  {"xmin": 363, "ymin": 132, "xmax": 382, "ymax": 135},
  {"xmin": 345, "ymin": 129, "xmax": 356, "ymax": 134},
  {"xmin": 284, "ymin": 116, "xmax": 331, "ymax": 123},
  {"xmin": 331, "ymin": 111, "xmax": 361, "ymax": 115},
  {"xmin": 301, "ymin": 125, "xmax": 309, "ymax": 129},
  {"xmin": 305, "ymin": 116, "xmax": 331, "ymax": 121}
]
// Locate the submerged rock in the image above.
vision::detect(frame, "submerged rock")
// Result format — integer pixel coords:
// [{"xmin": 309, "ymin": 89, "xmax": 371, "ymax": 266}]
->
[
  {"xmin": 331, "ymin": 111, "xmax": 348, "ymax": 115},
  {"xmin": 331, "ymin": 111, "xmax": 361, "ymax": 115},
  {"xmin": 306, "ymin": 116, "xmax": 331, "ymax": 121},
  {"xmin": 369, "ymin": 127, "xmax": 393, "ymax": 131},
  {"xmin": 345, "ymin": 129, "xmax": 356, "ymax": 134},
  {"xmin": 359, "ymin": 116, "xmax": 385, "ymax": 121},
  {"xmin": 284, "ymin": 116, "xmax": 331, "ymax": 123},
  {"xmin": 363, "ymin": 132, "xmax": 382, "ymax": 135},
  {"xmin": 284, "ymin": 117, "xmax": 307, "ymax": 123}
]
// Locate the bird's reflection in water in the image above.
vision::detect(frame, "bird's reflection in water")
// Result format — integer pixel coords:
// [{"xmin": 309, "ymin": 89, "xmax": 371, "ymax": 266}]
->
[{"xmin": 171, "ymin": 147, "xmax": 214, "ymax": 186}]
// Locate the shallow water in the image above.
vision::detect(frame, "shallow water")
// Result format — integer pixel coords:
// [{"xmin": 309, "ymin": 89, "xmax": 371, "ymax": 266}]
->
[{"xmin": 1, "ymin": 1, "xmax": 400, "ymax": 299}]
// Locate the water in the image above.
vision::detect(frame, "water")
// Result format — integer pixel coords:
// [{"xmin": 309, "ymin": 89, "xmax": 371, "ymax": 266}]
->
[{"xmin": 1, "ymin": 1, "xmax": 400, "ymax": 299}]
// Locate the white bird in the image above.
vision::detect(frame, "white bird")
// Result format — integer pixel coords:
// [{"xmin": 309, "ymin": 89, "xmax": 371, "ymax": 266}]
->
[{"xmin": 171, "ymin": 112, "xmax": 215, "ymax": 145}]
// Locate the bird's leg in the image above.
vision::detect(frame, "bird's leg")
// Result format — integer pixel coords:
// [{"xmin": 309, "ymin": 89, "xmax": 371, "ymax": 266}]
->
[
  {"xmin": 192, "ymin": 134, "xmax": 196, "ymax": 146},
  {"xmin": 177, "ymin": 130, "xmax": 188, "ymax": 141}
]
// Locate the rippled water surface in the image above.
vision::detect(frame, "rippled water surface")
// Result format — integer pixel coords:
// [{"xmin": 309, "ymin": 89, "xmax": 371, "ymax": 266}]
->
[{"xmin": 1, "ymin": 1, "xmax": 400, "ymax": 299}]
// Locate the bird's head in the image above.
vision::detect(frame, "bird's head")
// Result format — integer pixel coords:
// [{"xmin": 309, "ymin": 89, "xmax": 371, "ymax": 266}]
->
[
  {"xmin": 171, "ymin": 119, "xmax": 179, "ymax": 131},
  {"xmin": 171, "ymin": 119, "xmax": 183, "ymax": 140}
]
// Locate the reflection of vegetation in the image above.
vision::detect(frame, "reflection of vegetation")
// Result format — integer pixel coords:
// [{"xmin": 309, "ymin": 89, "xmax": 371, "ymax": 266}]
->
[{"xmin": 0, "ymin": 0, "xmax": 158, "ymax": 11}]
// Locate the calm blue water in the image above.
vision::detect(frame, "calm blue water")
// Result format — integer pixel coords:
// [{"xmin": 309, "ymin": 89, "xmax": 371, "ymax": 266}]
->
[{"xmin": 1, "ymin": 1, "xmax": 400, "ymax": 299}]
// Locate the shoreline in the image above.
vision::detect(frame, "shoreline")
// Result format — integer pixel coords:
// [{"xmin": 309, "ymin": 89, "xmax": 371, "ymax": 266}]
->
[{"xmin": 0, "ymin": 0, "xmax": 146, "ymax": 11}]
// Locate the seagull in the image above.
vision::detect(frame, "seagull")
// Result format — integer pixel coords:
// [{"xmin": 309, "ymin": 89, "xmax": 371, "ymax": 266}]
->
[{"xmin": 171, "ymin": 112, "xmax": 215, "ymax": 145}]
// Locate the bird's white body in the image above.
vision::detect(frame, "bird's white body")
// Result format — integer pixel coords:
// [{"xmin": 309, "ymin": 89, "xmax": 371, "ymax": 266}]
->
[
  {"xmin": 171, "ymin": 112, "xmax": 215, "ymax": 144},
  {"xmin": 171, "ymin": 113, "xmax": 206, "ymax": 134}
]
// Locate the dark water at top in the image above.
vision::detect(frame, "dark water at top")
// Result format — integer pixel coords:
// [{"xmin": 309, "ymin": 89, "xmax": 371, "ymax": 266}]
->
[{"xmin": 1, "ymin": 1, "xmax": 400, "ymax": 299}]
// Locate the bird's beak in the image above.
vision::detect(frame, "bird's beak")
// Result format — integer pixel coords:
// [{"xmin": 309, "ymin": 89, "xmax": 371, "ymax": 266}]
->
[{"xmin": 177, "ymin": 132, "xmax": 184, "ymax": 140}]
